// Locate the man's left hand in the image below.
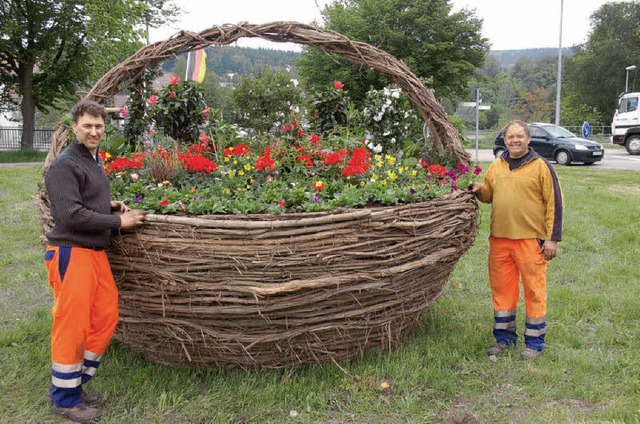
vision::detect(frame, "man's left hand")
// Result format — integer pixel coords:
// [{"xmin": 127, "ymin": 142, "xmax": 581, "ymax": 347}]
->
[{"xmin": 541, "ymin": 240, "xmax": 558, "ymax": 261}]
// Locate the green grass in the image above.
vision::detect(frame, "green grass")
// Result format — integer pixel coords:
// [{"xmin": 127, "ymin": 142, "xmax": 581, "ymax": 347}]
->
[
  {"xmin": 1, "ymin": 165, "xmax": 639, "ymax": 423},
  {"xmin": 0, "ymin": 149, "xmax": 47, "ymax": 163}
]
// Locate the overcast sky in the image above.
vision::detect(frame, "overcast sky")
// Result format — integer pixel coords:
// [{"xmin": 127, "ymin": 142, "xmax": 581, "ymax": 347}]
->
[{"xmin": 149, "ymin": 0, "xmax": 611, "ymax": 50}]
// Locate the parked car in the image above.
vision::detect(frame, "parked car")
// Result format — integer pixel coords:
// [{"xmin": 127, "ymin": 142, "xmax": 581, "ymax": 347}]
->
[{"xmin": 493, "ymin": 123, "xmax": 605, "ymax": 165}]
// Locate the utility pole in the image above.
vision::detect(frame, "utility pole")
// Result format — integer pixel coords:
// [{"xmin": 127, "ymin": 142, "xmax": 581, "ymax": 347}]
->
[{"xmin": 555, "ymin": 0, "xmax": 564, "ymax": 125}]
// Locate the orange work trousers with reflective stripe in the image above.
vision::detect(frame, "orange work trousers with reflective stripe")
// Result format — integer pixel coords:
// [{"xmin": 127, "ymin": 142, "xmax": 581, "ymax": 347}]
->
[
  {"xmin": 44, "ymin": 245, "xmax": 119, "ymax": 408},
  {"xmin": 488, "ymin": 237, "xmax": 548, "ymax": 350}
]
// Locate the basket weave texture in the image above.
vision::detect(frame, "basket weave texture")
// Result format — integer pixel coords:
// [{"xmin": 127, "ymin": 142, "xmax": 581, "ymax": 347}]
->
[{"xmin": 39, "ymin": 22, "xmax": 479, "ymax": 369}]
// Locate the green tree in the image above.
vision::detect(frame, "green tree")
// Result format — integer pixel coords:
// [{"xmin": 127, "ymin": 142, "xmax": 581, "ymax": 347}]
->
[
  {"xmin": 564, "ymin": 1, "xmax": 640, "ymax": 123},
  {"xmin": 228, "ymin": 67, "xmax": 303, "ymax": 133},
  {"xmin": 0, "ymin": 0, "xmax": 178, "ymax": 150},
  {"xmin": 297, "ymin": 0, "xmax": 489, "ymax": 104}
]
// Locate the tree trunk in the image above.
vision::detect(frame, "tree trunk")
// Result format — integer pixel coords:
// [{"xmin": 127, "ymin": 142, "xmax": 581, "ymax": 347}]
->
[{"xmin": 20, "ymin": 64, "xmax": 36, "ymax": 150}]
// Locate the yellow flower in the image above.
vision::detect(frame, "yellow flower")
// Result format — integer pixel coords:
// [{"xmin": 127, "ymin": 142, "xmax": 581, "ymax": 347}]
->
[
  {"xmin": 387, "ymin": 171, "xmax": 398, "ymax": 180},
  {"xmin": 411, "ymin": 170, "xmax": 418, "ymax": 176},
  {"xmin": 105, "ymin": 152, "xmax": 112, "ymax": 160},
  {"xmin": 229, "ymin": 170, "xmax": 236, "ymax": 178},
  {"xmin": 224, "ymin": 157, "xmax": 230, "ymax": 163},
  {"xmin": 162, "ymin": 180, "xmax": 171, "ymax": 186},
  {"xmin": 244, "ymin": 164, "xmax": 252, "ymax": 171},
  {"xmin": 385, "ymin": 154, "xmax": 396, "ymax": 165},
  {"xmin": 223, "ymin": 188, "xmax": 231, "ymax": 195},
  {"xmin": 381, "ymin": 179, "xmax": 388, "ymax": 186},
  {"xmin": 238, "ymin": 170, "xmax": 245, "ymax": 176}
]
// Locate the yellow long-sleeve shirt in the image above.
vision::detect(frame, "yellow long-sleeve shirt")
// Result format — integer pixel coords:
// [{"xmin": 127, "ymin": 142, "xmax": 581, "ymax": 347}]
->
[{"xmin": 476, "ymin": 150, "xmax": 564, "ymax": 241}]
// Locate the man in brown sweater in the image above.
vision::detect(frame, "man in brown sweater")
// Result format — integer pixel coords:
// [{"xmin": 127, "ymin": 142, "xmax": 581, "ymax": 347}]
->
[{"xmin": 44, "ymin": 99, "xmax": 145, "ymax": 423}]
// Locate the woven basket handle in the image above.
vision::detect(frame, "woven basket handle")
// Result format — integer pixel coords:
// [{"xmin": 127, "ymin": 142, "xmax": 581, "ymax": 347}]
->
[{"xmin": 71, "ymin": 21, "xmax": 470, "ymax": 166}]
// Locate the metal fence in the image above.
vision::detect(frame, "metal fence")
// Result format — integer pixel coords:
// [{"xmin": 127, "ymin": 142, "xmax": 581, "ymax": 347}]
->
[{"xmin": 0, "ymin": 127, "xmax": 55, "ymax": 151}]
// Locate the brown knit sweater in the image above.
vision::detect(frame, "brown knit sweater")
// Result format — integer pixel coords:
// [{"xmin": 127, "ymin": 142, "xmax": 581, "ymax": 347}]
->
[{"xmin": 44, "ymin": 141, "xmax": 121, "ymax": 249}]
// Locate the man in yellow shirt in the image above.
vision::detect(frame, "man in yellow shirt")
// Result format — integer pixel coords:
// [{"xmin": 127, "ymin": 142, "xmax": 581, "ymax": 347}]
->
[{"xmin": 471, "ymin": 120, "xmax": 564, "ymax": 360}]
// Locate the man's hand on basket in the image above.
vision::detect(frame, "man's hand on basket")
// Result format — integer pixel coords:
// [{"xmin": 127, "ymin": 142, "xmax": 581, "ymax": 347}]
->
[{"xmin": 119, "ymin": 210, "xmax": 147, "ymax": 229}]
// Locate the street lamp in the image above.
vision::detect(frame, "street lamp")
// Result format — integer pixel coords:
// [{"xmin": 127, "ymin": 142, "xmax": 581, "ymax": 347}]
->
[{"xmin": 626, "ymin": 65, "xmax": 637, "ymax": 93}]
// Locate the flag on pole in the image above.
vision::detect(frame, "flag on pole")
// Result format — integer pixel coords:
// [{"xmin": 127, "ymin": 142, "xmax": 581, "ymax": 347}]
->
[{"xmin": 186, "ymin": 47, "xmax": 207, "ymax": 83}]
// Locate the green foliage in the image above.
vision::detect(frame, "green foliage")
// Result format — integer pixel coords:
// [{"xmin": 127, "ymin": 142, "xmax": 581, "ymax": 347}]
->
[
  {"xmin": 564, "ymin": 1, "xmax": 640, "ymax": 122},
  {"xmin": 123, "ymin": 67, "xmax": 161, "ymax": 149},
  {"xmin": 148, "ymin": 79, "xmax": 208, "ymax": 147},
  {"xmin": 228, "ymin": 67, "xmax": 303, "ymax": 133},
  {"xmin": 309, "ymin": 81, "xmax": 350, "ymax": 135},
  {"xmin": 298, "ymin": 0, "xmax": 489, "ymax": 103}
]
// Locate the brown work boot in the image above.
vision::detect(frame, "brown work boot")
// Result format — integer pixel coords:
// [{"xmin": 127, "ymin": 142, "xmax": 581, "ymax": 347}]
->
[
  {"xmin": 53, "ymin": 403, "xmax": 101, "ymax": 423},
  {"xmin": 48, "ymin": 390, "xmax": 101, "ymax": 406},
  {"xmin": 487, "ymin": 343, "xmax": 510, "ymax": 356},
  {"xmin": 521, "ymin": 348, "xmax": 542, "ymax": 360}
]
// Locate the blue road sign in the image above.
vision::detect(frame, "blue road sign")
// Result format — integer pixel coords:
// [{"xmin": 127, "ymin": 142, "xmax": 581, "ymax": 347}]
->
[{"xmin": 582, "ymin": 121, "xmax": 591, "ymax": 138}]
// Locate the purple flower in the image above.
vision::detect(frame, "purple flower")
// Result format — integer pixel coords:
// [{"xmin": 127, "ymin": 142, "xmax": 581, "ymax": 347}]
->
[
  {"xmin": 314, "ymin": 194, "xmax": 322, "ymax": 202},
  {"xmin": 474, "ymin": 165, "xmax": 483, "ymax": 175},
  {"xmin": 133, "ymin": 195, "xmax": 143, "ymax": 203},
  {"xmin": 194, "ymin": 196, "xmax": 204, "ymax": 201},
  {"xmin": 410, "ymin": 188, "xmax": 417, "ymax": 194}
]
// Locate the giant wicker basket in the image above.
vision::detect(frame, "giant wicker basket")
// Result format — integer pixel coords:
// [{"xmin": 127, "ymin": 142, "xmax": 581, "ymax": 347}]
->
[{"xmin": 38, "ymin": 22, "xmax": 479, "ymax": 369}]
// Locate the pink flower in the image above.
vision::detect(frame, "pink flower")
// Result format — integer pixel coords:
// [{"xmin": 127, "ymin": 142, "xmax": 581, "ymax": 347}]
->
[
  {"xmin": 334, "ymin": 80, "xmax": 344, "ymax": 90},
  {"xmin": 147, "ymin": 95, "xmax": 157, "ymax": 106},
  {"xmin": 169, "ymin": 76, "xmax": 180, "ymax": 85},
  {"xmin": 201, "ymin": 107, "xmax": 211, "ymax": 116},
  {"xmin": 170, "ymin": 91, "xmax": 177, "ymax": 99},
  {"xmin": 118, "ymin": 107, "xmax": 129, "ymax": 118},
  {"xmin": 148, "ymin": 128, "xmax": 156, "ymax": 136}
]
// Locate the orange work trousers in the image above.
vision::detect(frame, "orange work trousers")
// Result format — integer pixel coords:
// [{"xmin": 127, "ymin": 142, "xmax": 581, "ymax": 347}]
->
[
  {"xmin": 488, "ymin": 237, "xmax": 547, "ymax": 351},
  {"xmin": 44, "ymin": 245, "xmax": 119, "ymax": 408}
]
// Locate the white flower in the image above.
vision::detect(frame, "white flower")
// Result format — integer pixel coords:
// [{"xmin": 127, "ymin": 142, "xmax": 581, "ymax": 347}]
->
[
  {"xmin": 391, "ymin": 89, "xmax": 401, "ymax": 99},
  {"xmin": 290, "ymin": 78, "xmax": 299, "ymax": 87}
]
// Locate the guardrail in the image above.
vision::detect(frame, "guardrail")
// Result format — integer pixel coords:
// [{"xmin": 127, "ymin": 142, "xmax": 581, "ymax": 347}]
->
[{"xmin": 0, "ymin": 127, "xmax": 55, "ymax": 151}]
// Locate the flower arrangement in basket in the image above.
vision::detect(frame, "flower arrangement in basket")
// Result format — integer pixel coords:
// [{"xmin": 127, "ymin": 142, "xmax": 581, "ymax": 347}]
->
[
  {"xmin": 102, "ymin": 76, "xmax": 481, "ymax": 216},
  {"xmin": 39, "ymin": 22, "xmax": 481, "ymax": 370}
]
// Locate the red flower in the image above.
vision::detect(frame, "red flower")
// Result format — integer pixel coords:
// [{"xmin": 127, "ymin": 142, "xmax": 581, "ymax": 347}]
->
[
  {"xmin": 296, "ymin": 154, "xmax": 314, "ymax": 168},
  {"xmin": 118, "ymin": 107, "xmax": 128, "ymax": 118},
  {"xmin": 309, "ymin": 134, "xmax": 321, "ymax": 145},
  {"xmin": 170, "ymin": 91, "xmax": 177, "ymax": 99},
  {"xmin": 256, "ymin": 147, "xmax": 275, "ymax": 171},
  {"xmin": 201, "ymin": 107, "xmax": 210, "ymax": 116},
  {"xmin": 147, "ymin": 95, "xmax": 157, "ymax": 106},
  {"xmin": 169, "ymin": 76, "xmax": 180, "ymax": 85},
  {"xmin": 278, "ymin": 200, "xmax": 287, "ymax": 207},
  {"xmin": 324, "ymin": 149, "xmax": 346, "ymax": 165},
  {"xmin": 314, "ymin": 181, "xmax": 325, "ymax": 191},
  {"xmin": 296, "ymin": 128, "xmax": 303, "ymax": 138},
  {"xmin": 334, "ymin": 80, "xmax": 344, "ymax": 90},
  {"xmin": 428, "ymin": 164, "xmax": 447, "ymax": 178},
  {"xmin": 341, "ymin": 147, "xmax": 371, "ymax": 176},
  {"xmin": 160, "ymin": 199, "xmax": 170, "ymax": 207},
  {"xmin": 282, "ymin": 123, "xmax": 292, "ymax": 133}
]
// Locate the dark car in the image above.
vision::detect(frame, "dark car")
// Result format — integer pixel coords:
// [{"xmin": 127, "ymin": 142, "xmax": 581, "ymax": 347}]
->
[{"xmin": 493, "ymin": 123, "xmax": 605, "ymax": 165}]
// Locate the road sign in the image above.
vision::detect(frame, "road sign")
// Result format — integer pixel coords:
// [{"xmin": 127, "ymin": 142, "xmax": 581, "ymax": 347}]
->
[{"xmin": 582, "ymin": 121, "xmax": 591, "ymax": 138}]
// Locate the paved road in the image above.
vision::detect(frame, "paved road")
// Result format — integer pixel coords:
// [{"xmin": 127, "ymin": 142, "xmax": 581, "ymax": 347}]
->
[{"xmin": 466, "ymin": 148, "xmax": 640, "ymax": 171}]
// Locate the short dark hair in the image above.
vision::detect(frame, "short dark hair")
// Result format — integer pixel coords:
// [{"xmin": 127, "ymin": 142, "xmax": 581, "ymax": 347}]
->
[
  {"xmin": 502, "ymin": 120, "xmax": 530, "ymax": 138},
  {"xmin": 71, "ymin": 99, "xmax": 107, "ymax": 123}
]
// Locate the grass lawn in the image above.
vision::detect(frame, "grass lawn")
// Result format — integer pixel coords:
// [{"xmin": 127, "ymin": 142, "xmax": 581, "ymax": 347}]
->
[{"xmin": 1, "ymin": 164, "xmax": 639, "ymax": 423}]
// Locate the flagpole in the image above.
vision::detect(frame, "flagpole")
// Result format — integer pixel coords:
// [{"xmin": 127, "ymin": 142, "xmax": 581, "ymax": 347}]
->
[{"xmin": 185, "ymin": 51, "xmax": 191, "ymax": 80}]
